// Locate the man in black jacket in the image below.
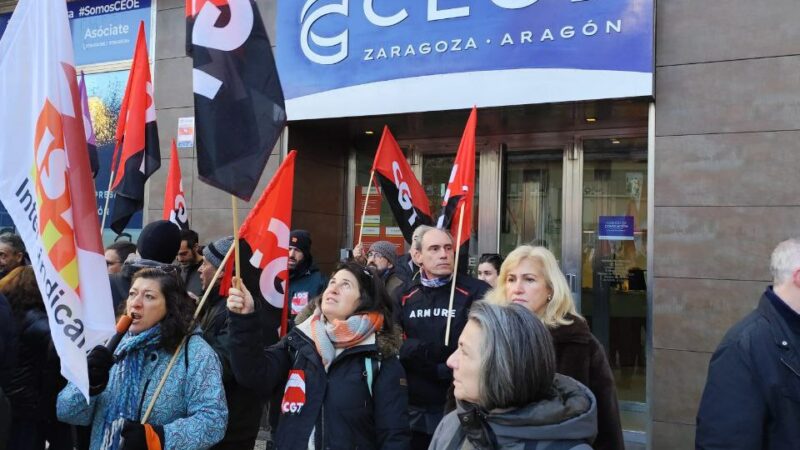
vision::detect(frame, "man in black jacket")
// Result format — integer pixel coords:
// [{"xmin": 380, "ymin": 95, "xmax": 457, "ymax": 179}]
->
[
  {"xmin": 176, "ymin": 229, "xmax": 203, "ymax": 298},
  {"xmin": 395, "ymin": 226, "xmax": 489, "ymax": 450},
  {"xmin": 697, "ymin": 238, "xmax": 800, "ymax": 449},
  {"xmin": 198, "ymin": 236, "xmax": 270, "ymax": 450}
]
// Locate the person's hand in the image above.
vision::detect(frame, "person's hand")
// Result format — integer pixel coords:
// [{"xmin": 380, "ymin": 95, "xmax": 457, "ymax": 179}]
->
[
  {"xmin": 227, "ymin": 277, "xmax": 255, "ymax": 314},
  {"xmin": 87, "ymin": 345, "xmax": 114, "ymax": 396},
  {"xmin": 119, "ymin": 420, "xmax": 164, "ymax": 450},
  {"xmin": 353, "ymin": 243, "xmax": 365, "ymax": 259}
]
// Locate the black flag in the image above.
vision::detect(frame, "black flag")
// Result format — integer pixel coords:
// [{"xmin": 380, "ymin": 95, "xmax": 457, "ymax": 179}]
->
[{"xmin": 186, "ymin": 0, "xmax": 287, "ymax": 201}]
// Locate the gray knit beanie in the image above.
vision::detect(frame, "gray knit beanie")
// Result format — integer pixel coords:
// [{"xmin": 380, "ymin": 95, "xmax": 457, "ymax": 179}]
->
[
  {"xmin": 203, "ymin": 236, "xmax": 234, "ymax": 268},
  {"xmin": 369, "ymin": 240, "xmax": 397, "ymax": 266}
]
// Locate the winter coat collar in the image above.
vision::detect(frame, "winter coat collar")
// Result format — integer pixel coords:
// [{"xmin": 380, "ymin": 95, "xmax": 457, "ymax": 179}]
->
[
  {"xmin": 437, "ymin": 374, "xmax": 597, "ymax": 449},
  {"xmin": 548, "ymin": 314, "xmax": 593, "ymax": 345},
  {"xmin": 758, "ymin": 290, "xmax": 800, "ymax": 379},
  {"xmin": 293, "ymin": 302, "xmax": 403, "ymax": 358}
]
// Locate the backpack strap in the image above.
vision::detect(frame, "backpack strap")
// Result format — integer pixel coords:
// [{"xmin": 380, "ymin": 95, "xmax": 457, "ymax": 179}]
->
[{"xmin": 364, "ymin": 356, "xmax": 381, "ymax": 397}]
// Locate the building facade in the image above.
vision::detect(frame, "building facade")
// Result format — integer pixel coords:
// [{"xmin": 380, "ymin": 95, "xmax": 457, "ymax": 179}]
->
[{"xmin": 2, "ymin": 0, "xmax": 800, "ymax": 448}]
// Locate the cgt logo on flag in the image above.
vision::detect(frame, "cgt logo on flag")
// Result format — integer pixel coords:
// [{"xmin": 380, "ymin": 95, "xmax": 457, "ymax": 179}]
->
[{"xmin": 281, "ymin": 370, "xmax": 306, "ymax": 414}]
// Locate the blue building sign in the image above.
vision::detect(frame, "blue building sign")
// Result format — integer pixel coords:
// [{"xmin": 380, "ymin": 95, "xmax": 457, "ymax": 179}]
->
[
  {"xmin": 278, "ymin": 0, "xmax": 654, "ymax": 120},
  {"xmin": 68, "ymin": 0, "xmax": 152, "ymax": 66},
  {"xmin": 0, "ymin": 12, "xmax": 10, "ymax": 38}
]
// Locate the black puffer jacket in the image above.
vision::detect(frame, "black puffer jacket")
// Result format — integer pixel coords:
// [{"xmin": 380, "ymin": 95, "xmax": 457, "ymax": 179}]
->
[
  {"xmin": 228, "ymin": 306, "xmax": 410, "ymax": 450},
  {"xmin": 395, "ymin": 274, "xmax": 489, "ymax": 409},
  {"xmin": 4, "ymin": 309, "xmax": 63, "ymax": 421}
]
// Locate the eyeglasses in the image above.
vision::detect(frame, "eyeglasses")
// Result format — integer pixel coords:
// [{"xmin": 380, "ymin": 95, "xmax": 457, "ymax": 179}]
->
[{"xmin": 367, "ymin": 252, "xmax": 387, "ymax": 260}]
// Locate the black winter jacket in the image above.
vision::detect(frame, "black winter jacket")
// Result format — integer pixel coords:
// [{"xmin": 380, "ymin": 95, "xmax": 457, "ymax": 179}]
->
[
  {"xmin": 696, "ymin": 288, "xmax": 800, "ymax": 449},
  {"xmin": 4, "ymin": 309, "xmax": 63, "ymax": 421},
  {"xmin": 0, "ymin": 294, "xmax": 15, "ymax": 388},
  {"xmin": 395, "ymin": 274, "xmax": 489, "ymax": 409},
  {"xmin": 199, "ymin": 291, "xmax": 272, "ymax": 449},
  {"xmin": 228, "ymin": 308, "xmax": 410, "ymax": 450},
  {"xmin": 287, "ymin": 258, "xmax": 327, "ymax": 323}
]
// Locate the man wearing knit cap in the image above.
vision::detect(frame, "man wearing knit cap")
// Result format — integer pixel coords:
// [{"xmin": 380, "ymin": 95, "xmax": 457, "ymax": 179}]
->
[
  {"xmin": 197, "ymin": 236, "xmax": 266, "ymax": 450},
  {"xmin": 108, "ymin": 220, "xmax": 181, "ymax": 312},
  {"xmin": 287, "ymin": 229, "xmax": 326, "ymax": 324},
  {"xmin": 367, "ymin": 240, "xmax": 407, "ymax": 294}
]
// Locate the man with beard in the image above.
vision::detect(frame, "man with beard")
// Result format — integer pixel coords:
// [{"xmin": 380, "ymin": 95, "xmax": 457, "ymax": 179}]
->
[
  {"xmin": 177, "ymin": 229, "xmax": 203, "ymax": 298},
  {"xmin": 366, "ymin": 240, "xmax": 406, "ymax": 294},
  {"xmin": 286, "ymin": 229, "xmax": 326, "ymax": 325},
  {"xmin": 0, "ymin": 233, "xmax": 26, "ymax": 283}
]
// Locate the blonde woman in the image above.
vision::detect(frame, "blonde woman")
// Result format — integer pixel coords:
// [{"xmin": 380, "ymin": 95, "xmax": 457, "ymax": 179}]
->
[{"xmin": 485, "ymin": 245, "xmax": 623, "ymax": 450}]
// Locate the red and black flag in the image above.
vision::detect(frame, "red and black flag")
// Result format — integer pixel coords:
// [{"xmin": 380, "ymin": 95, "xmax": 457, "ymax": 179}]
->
[
  {"xmin": 162, "ymin": 140, "xmax": 189, "ymax": 230},
  {"xmin": 78, "ymin": 72, "xmax": 99, "ymax": 178},
  {"xmin": 437, "ymin": 107, "xmax": 477, "ymax": 249},
  {"xmin": 372, "ymin": 126, "xmax": 432, "ymax": 243},
  {"xmin": 186, "ymin": 0, "xmax": 287, "ymax": 201},
  {"xmin": 109, "ymin": 22, "xmax": 160, "ymax": 234},
  {"xmin": 221, "ymin": 151, "xmax": 296, "ymax": 337}
]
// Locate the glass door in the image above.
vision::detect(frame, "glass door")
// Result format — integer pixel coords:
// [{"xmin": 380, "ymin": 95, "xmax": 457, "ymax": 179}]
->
[
  {"xmin": 578, "ymin": 136, "xmax": 648, "ymax": 432},
  {"xmin": 500, "ymin": 150, "xmax": 564, "ymax": 260},
  {"xmin": 501, "ymin": 136, "xmax": 648, "ymax": 434}
]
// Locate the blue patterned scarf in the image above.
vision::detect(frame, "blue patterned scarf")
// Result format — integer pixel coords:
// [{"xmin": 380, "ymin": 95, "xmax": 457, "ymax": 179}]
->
[
  {"xmin": 100, "ymin": 325, "xmax": 162, "ymax": 450},
  {"xmin": 420, "ymin": 270, "xmax": 453, "ymax": 289}
]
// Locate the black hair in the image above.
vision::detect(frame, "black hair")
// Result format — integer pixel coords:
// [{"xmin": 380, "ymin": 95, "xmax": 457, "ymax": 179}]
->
[
  {"xmin": 180, "ymin": 229, "xmax": 199, "ymax": 248},
  {"xmin": 130, "ymin": 266, "xmax": 194, "ymax": 352},
  {"xmin": 478, "ymin": 253, "xmax": 503, "ymax": 273},
  {"xmin": 107, "ymin": 241, "xmax": 138, "ymax": 264},
  {"xmin": 315, "ymin": 261, "xmax": 396, "ymax": 330}
]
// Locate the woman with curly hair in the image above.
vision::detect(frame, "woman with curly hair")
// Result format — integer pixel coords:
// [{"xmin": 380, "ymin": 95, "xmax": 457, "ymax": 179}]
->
[{"xmin": 57, "ymin": 267, "xmax": 228, "ymax": 450}]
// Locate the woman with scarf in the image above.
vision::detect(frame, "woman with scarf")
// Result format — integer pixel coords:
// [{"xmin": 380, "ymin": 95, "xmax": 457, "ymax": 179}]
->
[
  {"xmin": 225, "ymin": 261, "xmax": 410, "ymax": 449},
  {"xmin": 485, "ymin": 245, "xmax": 623, "ymax": 450},
  {"xmin": 430, "ymin": 302, "xmax": 597, "ymax": 449},
  {"xmin": 57, "ymin": 267, "xmax": 228, "ymax": 450}
]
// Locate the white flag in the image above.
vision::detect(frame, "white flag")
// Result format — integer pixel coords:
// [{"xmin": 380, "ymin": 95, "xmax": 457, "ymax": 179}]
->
[{"xmin": 0, "ymin": 0, "xmax": 116, "ymax": 400}]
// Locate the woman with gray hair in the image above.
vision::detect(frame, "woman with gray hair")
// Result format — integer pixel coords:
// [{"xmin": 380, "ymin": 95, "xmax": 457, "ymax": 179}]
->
[{"xmin": 430, "ymin": 302, "xmax": 597, "ymax": 450}]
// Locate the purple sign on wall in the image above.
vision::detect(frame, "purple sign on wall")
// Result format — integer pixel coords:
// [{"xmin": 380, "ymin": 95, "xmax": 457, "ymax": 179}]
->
[{"xmin": 598, "ymin": 216, "xmax": 634, "ymax": 241}]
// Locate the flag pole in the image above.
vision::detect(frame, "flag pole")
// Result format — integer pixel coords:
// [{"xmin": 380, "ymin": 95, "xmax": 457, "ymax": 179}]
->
[
  {"xmin": 444, "ymin": 202, "xmax": 466, "ymax": 346},
  {"xmin": 141, "ymin": 244, "xmax": 234, "ymax": 423},
  {"xmin": 231, "ymin": 196, "xmax": 242, "ymax": 288},
  {"xmin": 99, "ymin": 171, "xmax": 114, "ymax": 232},
  {"xmin": 357, "ymin": 170, "xmax": 376, "ymax": 249}
]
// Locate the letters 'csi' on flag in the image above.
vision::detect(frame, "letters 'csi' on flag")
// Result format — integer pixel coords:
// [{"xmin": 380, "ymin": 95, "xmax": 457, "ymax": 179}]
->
[
  {"xmin": 221, "ymin": 151, "xmax": 296, "ymax": 338},
  {"xmin": 437, "ymin": 106, "xmax": 477, "ymax": 249},
  {"xmin": 186, "ymin": 0, "xmax": 287, "ymax": 201},
  {"xmin": 371, "ymin": 126, "xmax": 432, "ymax": 244},
  {"xmin": 78, "ymin": 72, "xmax": 99, "ymax": 178},
  {"xmin": 109, "ymin": 21, "xmax": 160, "ymax": 234},
  {"xmin": 163, "ymin": 139, "xmax": 189, "ymax": 230},
  {"xmin": 0, "ymin": 0, "xmax": 116, "ymax": 400}
]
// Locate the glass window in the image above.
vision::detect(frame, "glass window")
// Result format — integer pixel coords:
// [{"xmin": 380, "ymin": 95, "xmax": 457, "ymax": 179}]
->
[{"xmin": 500, "ymin": 150, "xmax": 563, "ymax": 259}]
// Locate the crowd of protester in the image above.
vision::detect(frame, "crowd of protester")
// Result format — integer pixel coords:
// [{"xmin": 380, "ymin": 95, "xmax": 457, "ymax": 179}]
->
[{"xmin": 8, "ymin": 219, "xmax": 795, "ymax": 449}]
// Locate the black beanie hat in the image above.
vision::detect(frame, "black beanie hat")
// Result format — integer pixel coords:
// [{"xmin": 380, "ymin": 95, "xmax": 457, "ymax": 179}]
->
[
  {"xmin": 289, "ymin": 229, "xmax": 312, "ymax": 256},
  {"xmin": 137, "ymin": 220, "xmax": 181, "ymax": 264}
]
